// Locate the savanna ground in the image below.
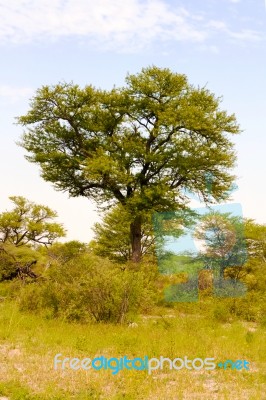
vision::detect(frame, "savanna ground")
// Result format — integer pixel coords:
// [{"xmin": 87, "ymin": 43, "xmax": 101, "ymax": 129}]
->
[{"xmin": 0, "ymin": 297, "xmax": 265, "ymax": 400}]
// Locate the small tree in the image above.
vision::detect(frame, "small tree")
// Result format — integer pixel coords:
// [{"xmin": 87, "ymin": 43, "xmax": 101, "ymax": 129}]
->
[
  {"xmin": 0, "ymin": 196, "xmax": 65, "ymax": 247},
  {"xmin": 46, "ymin": 240, "xmax": 87, "ymax": 265},
  {"xmin": 194, "ymin": 212, "xmax": 247, "ymax": 286},
  {"xmin": 90, "ymin": 204, "xmax": 157, "ymax": 263},
  {"xmin": 18, "ymin": 66, "xmax": 240, "ymax": 263},
  {"xmin": 244, "ymin": 219, "xmax": 266, "ymax": 263},
  {"xmin": 0, "ymin": 197, "xmax": 65, "ymax": 280}
]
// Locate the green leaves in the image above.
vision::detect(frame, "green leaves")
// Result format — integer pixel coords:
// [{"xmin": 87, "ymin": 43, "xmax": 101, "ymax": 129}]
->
[
  {"xmin": 0, "ymin": 196, "xmax": 65, "ymax": 247},
  {"xmin": 91, "ymin": 204, "xmax": 156, "ymax": 263},
  {"xmin": 17, "ymin": 66, "xmax": 241, "ymax": 261},
  {"xmin": 18, "ymin": 66, "xmax": 240, "ymax": 212}
]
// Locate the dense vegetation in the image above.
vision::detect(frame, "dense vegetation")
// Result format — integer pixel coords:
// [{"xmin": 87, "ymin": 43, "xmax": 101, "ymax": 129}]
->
[
  {"xmin": 1, "ymin": 66, "xmax": 265, "ymax": 398},
  {"xmin": 1, "ymin": 197, "xmax": 265, "ymax": 326}
]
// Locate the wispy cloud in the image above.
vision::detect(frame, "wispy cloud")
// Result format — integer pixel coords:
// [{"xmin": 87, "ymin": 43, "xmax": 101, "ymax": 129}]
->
[
  {"xmin": 206, "ymin": 19, "xmax": 264, "ymax": 43},
  {"xmin": 227, "ymin": 29, "xmax": 263, "ymax": 41},
  {"xmin": 199, "ymin": 44, "xmax": 220, "ymax": 54},
  {"xmin": 0, "ymin": 85, "xmax": 33, "ymax": 103},
  {"xmin": 0, "ymin": 0, "xmax": 207, "ymax": 51},
  {"xmin": 0, "ymin": 0, "xmax": 263, "ymax": 52}
]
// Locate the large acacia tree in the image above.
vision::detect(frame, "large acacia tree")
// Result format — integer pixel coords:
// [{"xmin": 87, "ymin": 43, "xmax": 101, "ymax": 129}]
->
[{"xmin": 18, "ymin": 66, "xmax": 240, "ymax": 263}]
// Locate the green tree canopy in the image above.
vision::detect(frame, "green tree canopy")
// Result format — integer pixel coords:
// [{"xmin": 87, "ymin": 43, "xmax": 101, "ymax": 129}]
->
[
  {"xmin": 194, "ymin": 212, "xmax": 247, "ymax": 280},
  {"xmin": 0, "ymin": 196, "xmax": 65, "ymax": 247},
  {"xmin": 46, "ymin": 240, "xmax": 87, "ymax": 265},
  {"xmin": 244, "ymin": 219, "xmax": 266, "ymax": 263},
  {"xmin": 90, "ymin": 204, "xmax": 157, "ymax": 263},
  {"xmin": 18, "ymin": 66, "xmax": 240, "ymax": 262}
]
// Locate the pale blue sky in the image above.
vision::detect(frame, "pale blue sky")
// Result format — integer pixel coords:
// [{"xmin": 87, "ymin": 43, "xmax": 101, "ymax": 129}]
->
[{"xmin": 0, "ymin": 0, "xmax": 265, "ymax": 242}]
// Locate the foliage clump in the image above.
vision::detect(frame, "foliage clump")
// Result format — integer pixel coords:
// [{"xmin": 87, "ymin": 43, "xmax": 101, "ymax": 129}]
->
[{"xmin": 19, "ymin": 248, "xmax": 157, "ymax": 323}]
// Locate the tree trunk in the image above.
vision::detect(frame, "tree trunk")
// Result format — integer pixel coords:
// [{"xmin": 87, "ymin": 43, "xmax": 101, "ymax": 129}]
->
[
  {"xmin": 130, "ymin": 216, "xmax": 142, "ymax": 263},
  {"xmin": 218, "ymin": 261, "xmax": 225, "ymax": 288}
]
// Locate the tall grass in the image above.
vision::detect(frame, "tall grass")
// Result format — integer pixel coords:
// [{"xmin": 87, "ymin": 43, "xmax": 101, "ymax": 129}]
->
[{"xmin": 0, "ymin": 300, "xmax": 265, "ymax": 399}]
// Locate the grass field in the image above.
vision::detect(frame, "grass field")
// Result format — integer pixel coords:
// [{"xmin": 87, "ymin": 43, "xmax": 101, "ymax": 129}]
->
[{"xmin": 0, "ymin": 300, "xmax": 265, "ymax": 400}]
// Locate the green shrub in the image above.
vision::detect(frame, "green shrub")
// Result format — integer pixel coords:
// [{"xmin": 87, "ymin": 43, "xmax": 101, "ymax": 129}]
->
[
  {"xmin": 213, "ymin": 303, "xmax": 231, "ymax": 323},
  {"xmin": 227, "ymin": 291, "xmax": 265, "ymax": 322},
  {"xmin": 18, "ymin": 254, "xmax": 157, "ymax": 323},
  {"xmin": 19, "ymin": 283, "xmax": 45, "ymax": 312}
]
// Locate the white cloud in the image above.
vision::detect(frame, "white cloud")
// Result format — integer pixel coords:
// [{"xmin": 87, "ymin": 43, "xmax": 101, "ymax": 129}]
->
[
  {"xmin": 206, "ymin": 19, "xmax": 264, "ymax": 43},
  {"xmin": 0, "ymin": 0, "xmax": 207, "ymax": 51},
  {"xmin": 0, "ymin": 0, "xmax": 263, "ymax": 52},
  {"xmin": 207, "ymin": 20, "xmax": 227, "ymax": 30},
  {"xmin": 199, "ymin": 44, "xmax": 220, "ymax": 54},
  {"xmin": 227, "ymin": 29, "xmax": 263, "ymax": 42},
  {"xmin": 0, "ymin": 85, "xmax": 33, "ymax": 103}
]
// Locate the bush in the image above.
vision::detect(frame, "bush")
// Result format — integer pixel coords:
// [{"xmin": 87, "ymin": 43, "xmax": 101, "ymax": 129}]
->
[
  {"xmin": 227, "ymin": 291, "xmax": 265, "ymax": 322},
  {"xmin": 18, "ymin": 254, "xmax": 157, "ymax": 323},
  {"xmin": 0, "ymin": 249, "xmax": 17, "ymax": 281},
  {"xmin": 213, "ymin": 303, "xmax": 231, "ymax": 323}
]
